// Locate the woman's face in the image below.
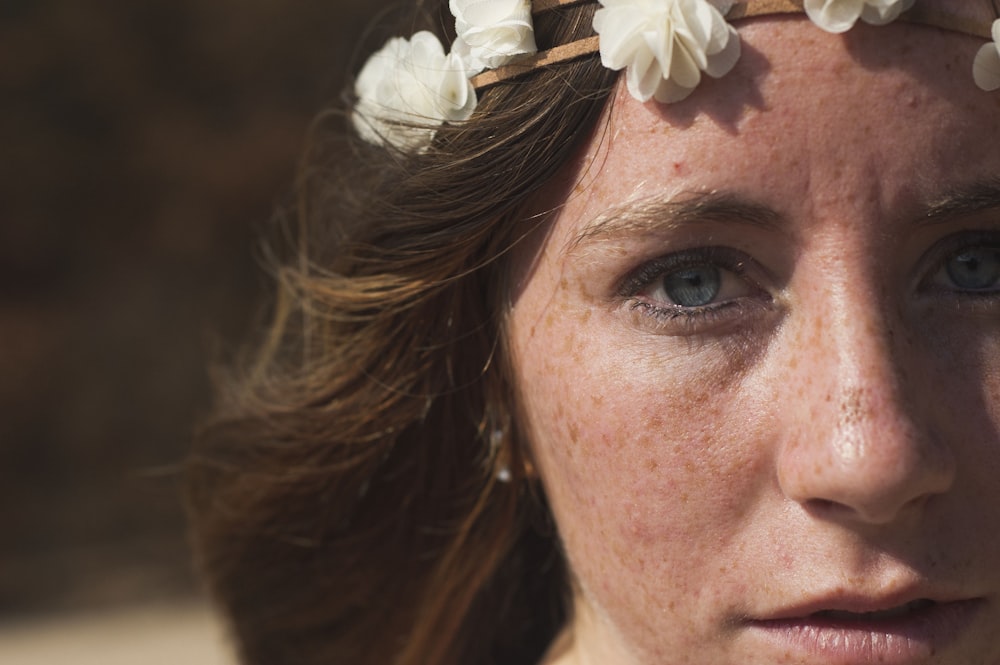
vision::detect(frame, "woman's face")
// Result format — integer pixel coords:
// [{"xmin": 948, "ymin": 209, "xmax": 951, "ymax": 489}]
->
[{"xmin": 508, "ymin": 16, "xmax": 1000, "ymax": 665}]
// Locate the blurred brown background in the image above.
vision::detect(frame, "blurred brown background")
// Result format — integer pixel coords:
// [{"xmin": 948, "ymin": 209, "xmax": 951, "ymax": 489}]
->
[{"xmin": 0, "ymin": 0, "xmax": 394, "ymax": 632}]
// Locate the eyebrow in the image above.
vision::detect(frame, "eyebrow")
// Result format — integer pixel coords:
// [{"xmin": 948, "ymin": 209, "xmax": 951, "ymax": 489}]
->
[
  {"xmin": 567, "ymin": 191, "xmax": 783, "ymax": 256},
  {"xmin": 567, "ymin": 178, "xmax": 1000, "ymax": 256},
  {"xmin": 922, "ymin": 178, "xmax": 1000, "ymax": 225}
]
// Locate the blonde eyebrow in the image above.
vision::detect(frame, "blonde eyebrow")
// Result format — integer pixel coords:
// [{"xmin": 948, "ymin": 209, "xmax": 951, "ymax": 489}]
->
[{"xmin": 566, "ymin": 191, "xmax": 783, "ymax": 256}]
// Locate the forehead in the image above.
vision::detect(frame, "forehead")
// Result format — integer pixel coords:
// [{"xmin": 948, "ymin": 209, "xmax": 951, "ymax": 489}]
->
[{"xmin": 554, "ymin": 17, "xmax": 1000, "ymax": 244}]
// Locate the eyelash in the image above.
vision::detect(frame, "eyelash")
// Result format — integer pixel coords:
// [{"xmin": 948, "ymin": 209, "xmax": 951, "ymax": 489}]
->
[
  {"xmin": 919, "ymin": 230, "xmax": 1000, "ymax": 298},
  {"xmin": 618, "ymin": 246, "xmax": 770, "ymax": 332}
]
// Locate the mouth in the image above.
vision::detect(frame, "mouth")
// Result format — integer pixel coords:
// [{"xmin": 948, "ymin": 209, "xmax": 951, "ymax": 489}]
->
[
  {"xmin": 808, "ymin": 598, "xmax": 936, "ymax": 624},
  {"xmin": 748, "ymin": 597, "xmax": 983, "ymax": 664}
]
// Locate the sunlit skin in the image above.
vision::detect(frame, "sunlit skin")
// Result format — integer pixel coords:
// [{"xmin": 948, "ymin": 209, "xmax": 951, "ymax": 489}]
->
[{"xmin": 508, "ymin": 12, "xmax": 1000, "ymax": 665}]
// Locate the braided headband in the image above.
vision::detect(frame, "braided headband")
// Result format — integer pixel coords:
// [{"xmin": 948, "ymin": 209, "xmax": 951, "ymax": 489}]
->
[{"xmin": 352, "ymin": 0, "xmax": 1000, "ymax": 151}]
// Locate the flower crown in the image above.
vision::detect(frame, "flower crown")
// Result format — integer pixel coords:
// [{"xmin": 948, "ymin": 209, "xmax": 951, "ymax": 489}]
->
[{"xmin": 352, "ymin": 0, "xmax": 1000, "ymax": 151}]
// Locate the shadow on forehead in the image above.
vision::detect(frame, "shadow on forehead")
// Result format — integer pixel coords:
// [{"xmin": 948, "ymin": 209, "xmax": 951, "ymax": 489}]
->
[
  {"xmin": 643, "ymin": 38, "xmax": 770, "ymax": 135},
  {"xmin": 843, "ymin": 18, "xmax": 987, "ymax": 83},
  {"xmin": 643, "ymin": 9, "xmax": 996, "ymax": 136}
]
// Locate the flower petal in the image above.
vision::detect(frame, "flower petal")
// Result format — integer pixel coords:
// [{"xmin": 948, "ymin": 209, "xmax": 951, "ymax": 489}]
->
[
  {"xmin": 655, "ymin": 77, "xmax": 696, "ymax": 103},
  {"xmin": 804, "ymin": 0, "xmax": 865, "ymax": 34},
  {"xmin": 707, "ymin": 0, "xmax": 734, "ymax": 15},
  {"xmin": 859, "ymin": 0, "xmax": 913, "ymax": 26},
  {"xmin": 973, "ymin": 42, "xmax": 1000, "ymax": 92},
  {"xmin": 704, "ymin": 24, "xmax": 740, "ymax": 78},
  {"xmin": 451, "ymin": 0, "xmax": 535, "ymax": 70},
  {"xmin": 595, "ymin": 0, "xmax": 741, "ymax": 104},
  {"xmin": 352, "ymin": 31, "xmax": 475, "ymax": 151},
  {"xmin": 628, "ymin": 48, "xmax": 661, "ymax": 102},
  {"xmin": 670, "ymin": 41, "xmax": 704, "ymax": 89}
]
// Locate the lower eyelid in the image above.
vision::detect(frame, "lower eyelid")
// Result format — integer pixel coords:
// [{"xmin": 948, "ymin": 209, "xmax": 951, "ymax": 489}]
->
[{"xmin": 622, "ymin": 294, "xmax": 773, "ymax": 336}]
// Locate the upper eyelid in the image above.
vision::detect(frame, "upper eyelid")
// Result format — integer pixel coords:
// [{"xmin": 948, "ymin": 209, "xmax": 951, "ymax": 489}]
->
[
  {"xmin": 920, "ymin": 229, "xmax": 1000, "ymax": 264},
  {"xmin": 617, "ymin": 247, "xmax": 756, "ymax": 297},
  {"xmin": 916, "ymin": 230, "xmax": 1000, "ymax": 287}
]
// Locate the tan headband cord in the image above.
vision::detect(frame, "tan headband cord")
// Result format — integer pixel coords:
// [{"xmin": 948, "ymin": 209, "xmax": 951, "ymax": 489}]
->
[{"xmin": 470, "ymin": 0, "xmax": 995, "ymax": 90}]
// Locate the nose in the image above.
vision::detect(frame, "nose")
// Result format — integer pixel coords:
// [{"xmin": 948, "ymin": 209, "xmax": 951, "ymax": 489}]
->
[{"xmin": 775, "ymin": 284, "xmax": 955, "ymax": 525}]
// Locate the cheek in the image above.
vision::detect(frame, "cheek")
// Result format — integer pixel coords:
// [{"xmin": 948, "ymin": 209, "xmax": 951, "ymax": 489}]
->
[{"xmin": 510, "ymin": 298, "xmax": 770, "ymax": 611}]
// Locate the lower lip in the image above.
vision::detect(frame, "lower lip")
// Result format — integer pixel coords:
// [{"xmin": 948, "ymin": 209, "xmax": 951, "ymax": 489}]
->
[{"xmin": 746, "ymin": 599, "xmax": 983, "ymax": 664}]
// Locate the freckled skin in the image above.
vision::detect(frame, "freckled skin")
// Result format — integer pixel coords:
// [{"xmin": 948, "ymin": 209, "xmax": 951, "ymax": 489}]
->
[{"xmin": 508, "ymin": 14, "xmax": 1000, "ymax": 665}]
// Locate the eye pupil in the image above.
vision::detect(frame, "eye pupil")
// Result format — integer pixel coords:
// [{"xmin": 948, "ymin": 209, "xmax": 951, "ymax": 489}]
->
[
  {"xmin": 663, "ymin": 265, "xmax": 721, "ymax": 307},
  {"xmin": 947, "ymin": 248, "xmax": 1000, "ymax": 290}
]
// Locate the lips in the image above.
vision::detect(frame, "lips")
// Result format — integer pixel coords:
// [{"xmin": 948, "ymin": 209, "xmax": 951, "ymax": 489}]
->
[{"xmin": 747, "ymin": 595, "xmax": 984, "ymax": 664}]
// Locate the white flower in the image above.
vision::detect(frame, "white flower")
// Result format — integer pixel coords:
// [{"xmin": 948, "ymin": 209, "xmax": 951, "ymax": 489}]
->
[
  {"xmin": 973, "ymin": 19, "xmax": 1000, "ymax": 92},
  {"xmin": 353, "ymin": 31, "xmax": 477, "ymax": 151},
  {"xmin": 803, "ymin": 0, "xmax": 915, "ymax": 34},
  {"xmin": 593, "ymin": 0, "xmax": 741, "ymax": 104},
  {"xmin": 451, "ymin": 0, "xmax": 537, "ymax": 73}
]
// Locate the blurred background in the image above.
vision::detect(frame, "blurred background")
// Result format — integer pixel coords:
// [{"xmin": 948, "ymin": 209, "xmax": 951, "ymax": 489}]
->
[{"xmin": 0, "ymin": 0, "xmax": 393, "ymax": 660}]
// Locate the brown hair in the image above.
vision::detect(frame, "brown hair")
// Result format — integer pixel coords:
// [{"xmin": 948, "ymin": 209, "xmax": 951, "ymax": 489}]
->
[{"xmin": 186, "ymin": 3, "xmax": 617, "ymax": 664}]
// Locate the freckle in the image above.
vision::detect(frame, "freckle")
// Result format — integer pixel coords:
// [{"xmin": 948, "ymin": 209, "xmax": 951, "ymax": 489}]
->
[
  {"xmin": 578, "ymin": 309, "xmax": 591, "ymax": 323},
  {"xmin": 839, "ymin": 387, "xmax": 863, "ymax": 426},
  {"xmin": 645, "ymin": 458, "xmax": 659, "ymax": 471}
]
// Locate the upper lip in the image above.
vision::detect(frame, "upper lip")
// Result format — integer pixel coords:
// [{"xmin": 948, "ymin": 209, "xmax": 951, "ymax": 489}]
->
[{"xmin": 753, "ymin": 586, "xmax": 977, "ymax": 622}]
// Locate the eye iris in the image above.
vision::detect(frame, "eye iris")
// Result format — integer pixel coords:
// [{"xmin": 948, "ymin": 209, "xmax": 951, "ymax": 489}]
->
[
  {"xmin": 946, "ymin": 248, "xmax": 1000, "ymax": 290},
  {"xmin": 663, "ymin": 265, "xmax": 721, "ymax": 307}
]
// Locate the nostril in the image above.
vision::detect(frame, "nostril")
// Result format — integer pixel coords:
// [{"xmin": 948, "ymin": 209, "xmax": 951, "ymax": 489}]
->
[{"xmin": 801, "ymin": 497, "xmax": 844, "ymax": 516}]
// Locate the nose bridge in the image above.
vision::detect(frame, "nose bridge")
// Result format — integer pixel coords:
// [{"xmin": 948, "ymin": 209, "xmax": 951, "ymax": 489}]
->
[
  {"xmin": 777, "ymin": 260, "xmax": 955, "ymax": 524},
  {"xmin": 827, "ymin": 276, "xmax": 905, "ymax": 436},
  {"xmin": 819, "ymin": 276, "xmax": 912, "ymax": 469}
]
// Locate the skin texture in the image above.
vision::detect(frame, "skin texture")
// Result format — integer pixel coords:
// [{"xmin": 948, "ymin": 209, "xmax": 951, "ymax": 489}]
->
[{"xmin": 508, "ymin": 13, "xmax": 1000, "ymax": 665}]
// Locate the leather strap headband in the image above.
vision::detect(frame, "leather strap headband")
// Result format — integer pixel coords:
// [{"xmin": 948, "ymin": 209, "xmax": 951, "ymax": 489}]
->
[{"xmin": 470, "ymin": 0, "xmax": 994, "ymax": 90}]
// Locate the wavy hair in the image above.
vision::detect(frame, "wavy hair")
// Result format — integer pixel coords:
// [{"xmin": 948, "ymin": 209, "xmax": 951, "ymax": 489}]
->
[{"xmin": 186, "ymin": 2, "xmax": 617, "ymax": 664}]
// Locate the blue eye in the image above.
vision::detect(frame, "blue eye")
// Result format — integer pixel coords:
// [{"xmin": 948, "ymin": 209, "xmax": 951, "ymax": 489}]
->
[
  {"xmin": 945, "ymin": 247, "xmax": 1000, "ymax": 291},
  {"xmin": 619, "ymin": 247, "xmax": 769, "ymax": 335},
  {"xmin": 662, "ymin": 265, "xmax": 721, "ymax": 307}
]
